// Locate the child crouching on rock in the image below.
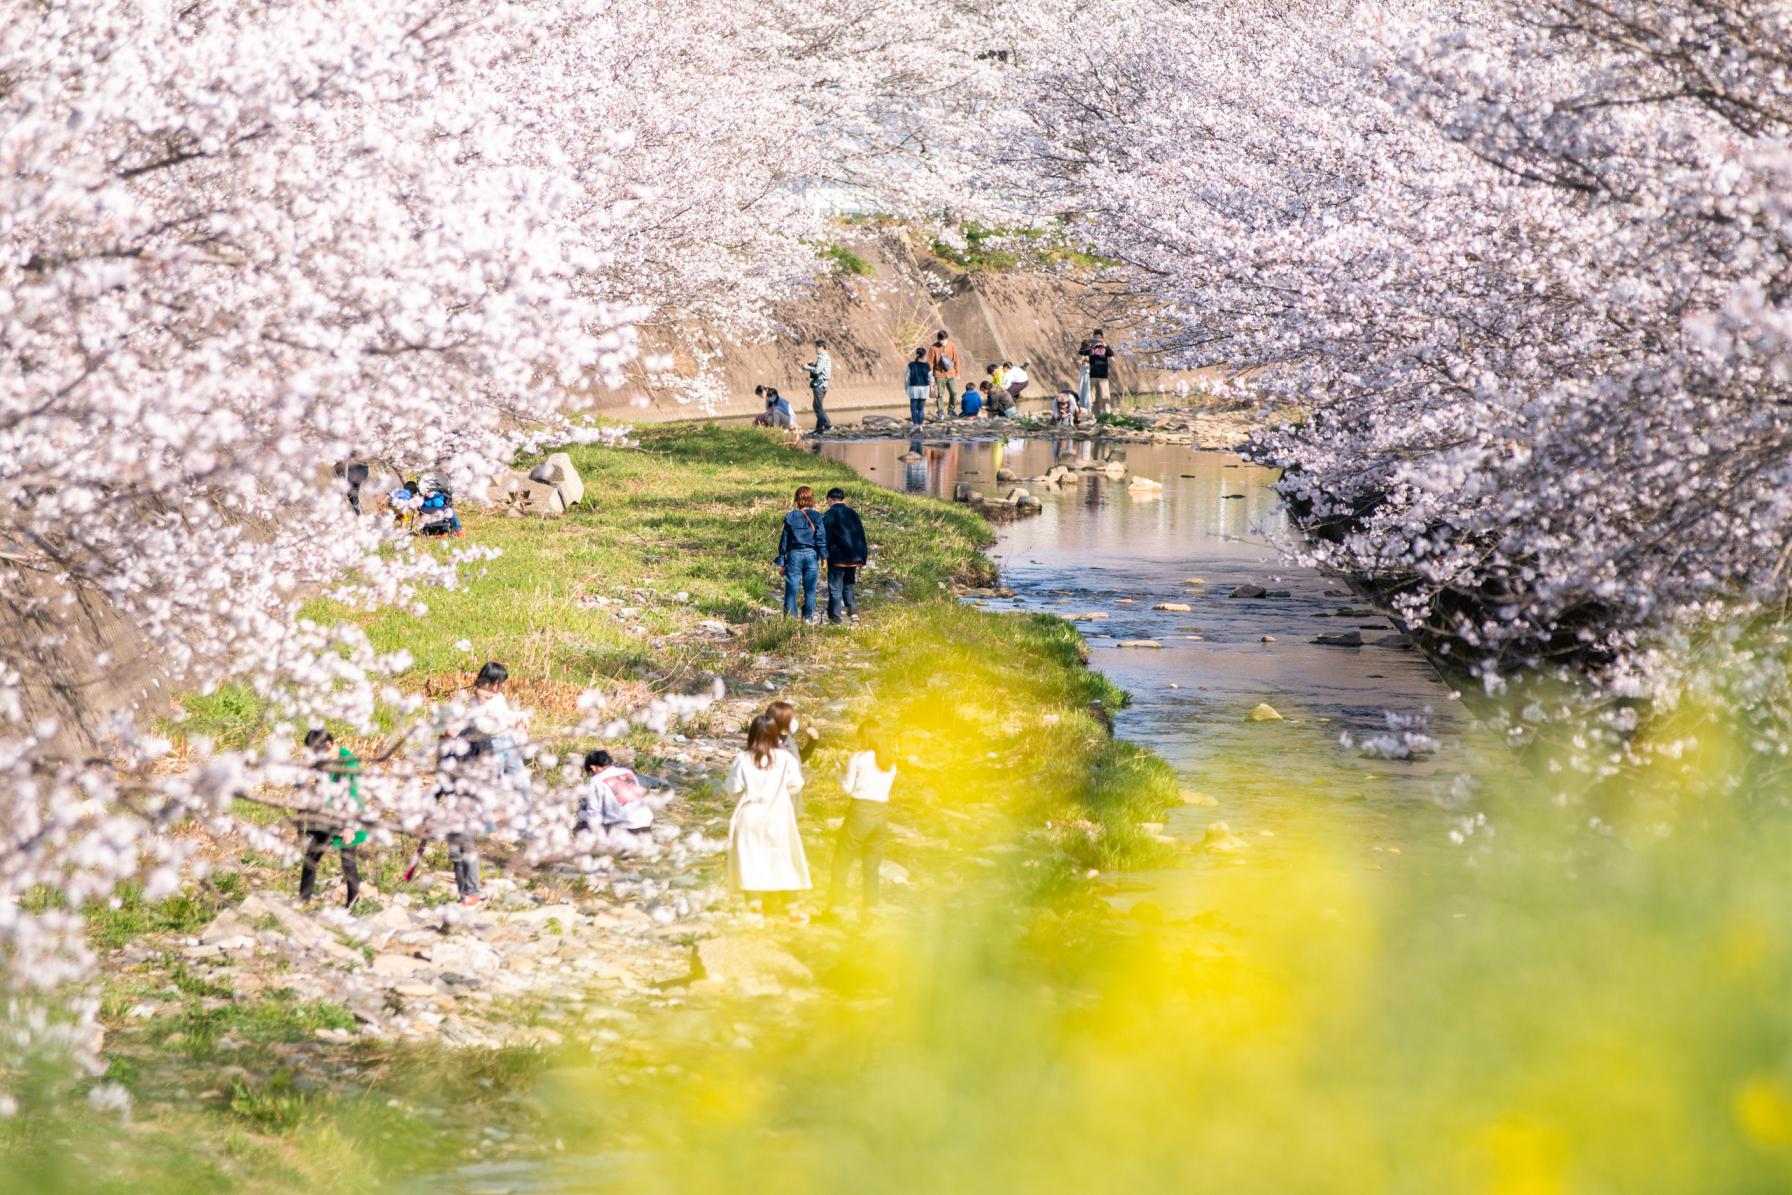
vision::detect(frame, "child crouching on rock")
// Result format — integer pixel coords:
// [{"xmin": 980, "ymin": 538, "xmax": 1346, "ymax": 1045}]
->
[{"xmin": 726, "ymin": 713, "xmax": 811, "ymax": 923}]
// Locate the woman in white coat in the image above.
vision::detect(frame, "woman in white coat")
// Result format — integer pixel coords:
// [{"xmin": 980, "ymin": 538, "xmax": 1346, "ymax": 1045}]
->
[{"xmin": 727, "ymin": 713, "xmax": 811, "ymax": 920}]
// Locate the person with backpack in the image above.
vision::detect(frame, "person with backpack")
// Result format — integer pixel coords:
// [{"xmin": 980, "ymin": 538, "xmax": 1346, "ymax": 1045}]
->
[
  {"xmin": 823, "ymin": 720, "xmax": 898, "ymax": 918},
  {"xmin": 820, "ymin": 486, "xmax": 869, "ymax": 625},
  {"xmin": 1082, "ymin": 329, "xmax": 1117, "ymax": 417},
  {"xmin": 904, "ymin": 348, "xmax": 932, "ymax": 426},
  {"xmin": 927, "ymin": 330, "xmax": 962, "ymax": 418},
  {"xmin": 774, "ymin": 485, "xmax": 827, "ymax": 621},
  {"xmin": 803, "ymin": 339, "xmax": 833, "ymax": 433},
  {"xmin": 574, "ymin": 749, "xmax": 653, "ymax": 833},
  {"xmin": 296, "ymin": 729, "xmax": 365, "ymax": 908},
  {"xmin": 726, "ymin": 713, "xmax": 811, "ymax": 921}
]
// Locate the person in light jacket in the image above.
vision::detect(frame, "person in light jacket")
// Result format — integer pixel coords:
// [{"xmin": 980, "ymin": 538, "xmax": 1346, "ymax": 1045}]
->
[
  {"xmin": 774, "ymin": 485, "xmax": 826, "ymax": 621},
  {"xmin": 803, "ymin": 339, "xmax": 833, "ymax": 433},
  {"xmin": 726, "ymin": 714, "xmax": 811, "ymax": 920}
]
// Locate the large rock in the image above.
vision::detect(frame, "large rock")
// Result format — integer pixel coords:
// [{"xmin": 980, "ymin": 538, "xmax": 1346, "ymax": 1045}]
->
[
  {"xmin": 529, "ymin": 452, "xmax": 584, "ymax": 507},
  {"xmin": 235, "ymin": 893, "xmax": 361, "ymax": 964},
  {"xmin": 514, "ymin": 477, "xmax": 567, "ymax": 515},
  {"xmin": 427, "ymin": 939, "xmax": 503, "ymax": 975},
  {"xmin": 1153, "ymin": 602, "xmax": 1192, "ymax": 612},
  {"xmin": 1201, "ymin": 822, "xmax": 1248, "ymax": 853},
  {"xmin": 1246, "ymin": 703, "xmax": 1284, "ymax": 722},
  {"xmin": 691, "ymin": 937, "xmax": 813, "ymax": 992},
  {"xmin": 1313, "ymin": 631, "xmax": 1364, "ymax": 647},
  {"xmin": 1229, "ymin": 584, "xmax": 1268, "ymax": 599}
]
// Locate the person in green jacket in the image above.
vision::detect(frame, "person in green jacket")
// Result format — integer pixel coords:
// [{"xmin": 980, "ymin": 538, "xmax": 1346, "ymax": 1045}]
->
[{"xmin": 298, "ymin": 728, "xmax": 364, "ymax": 907}]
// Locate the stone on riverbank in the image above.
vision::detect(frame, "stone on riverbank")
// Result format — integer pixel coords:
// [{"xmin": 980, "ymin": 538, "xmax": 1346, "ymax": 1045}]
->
[
  {"xmin": 1201, "ymin": 822, "xmax": 1248, "ymax": 853},
  {"xmin": 1115, "ymin": 640, "xmax": 1163, "ymax": 649},
  {"xmin": 1246, "ymin": 703, "xmax": 1284, "ymax": 722},
  {"xmin": 529, "ymin": 452, "xmax": 584, "ymax": 507}
]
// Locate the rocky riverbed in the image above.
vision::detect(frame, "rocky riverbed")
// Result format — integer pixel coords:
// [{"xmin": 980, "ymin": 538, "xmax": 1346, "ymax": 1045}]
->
[{"xmin": 812, "ymin": 402, "xmax": 1256, "ymax": 450}]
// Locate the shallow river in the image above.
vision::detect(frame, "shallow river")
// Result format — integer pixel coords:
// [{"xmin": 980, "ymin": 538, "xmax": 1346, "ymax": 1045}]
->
[{"xmin": 817, "ymin": 432, "xmax": 1464, "ymax": 903}]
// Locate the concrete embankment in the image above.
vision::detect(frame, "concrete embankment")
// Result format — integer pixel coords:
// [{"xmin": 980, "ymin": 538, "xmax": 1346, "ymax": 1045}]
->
[{"xmin": 616, "ymin": 230, "xmax": 1203, "ymax": 422}]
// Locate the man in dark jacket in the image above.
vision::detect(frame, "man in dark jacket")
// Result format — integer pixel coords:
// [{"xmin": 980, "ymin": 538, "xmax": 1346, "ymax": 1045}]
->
[{"xmin": 821, "ymin": 487, "xmax": 869, "ymax": 625}]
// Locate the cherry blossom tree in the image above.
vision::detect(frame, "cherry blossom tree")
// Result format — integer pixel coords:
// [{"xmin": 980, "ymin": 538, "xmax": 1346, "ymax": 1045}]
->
[{"xmin": 1012, "ymin": 0, "xmax": 1792, "ymax": 727}]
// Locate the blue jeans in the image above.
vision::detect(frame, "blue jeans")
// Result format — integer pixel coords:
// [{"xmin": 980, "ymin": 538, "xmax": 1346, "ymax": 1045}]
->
[
  {"xmin": 827, "ymin": 564, "xmax": 858, "ymax": 623},
  {"xmin": 783, "ymin": 549, "xmax": 820, "ymax": 619}
]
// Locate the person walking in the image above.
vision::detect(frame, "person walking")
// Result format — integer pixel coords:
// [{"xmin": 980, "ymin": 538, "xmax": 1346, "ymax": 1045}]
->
[
  {"xmin": 825, "ymin": 720, "xmax": 897, "ymax": 917},
  {"xmin": 904, "ymin": 348, "xmax": 931, "ymax": 426},
  {"xmin": 296, "ymin": 728, "xmax": 364, "ymax": 908},
  {"xmin": 804, "ymin": 338, "xmax": 833, "ymax": 433},
  {"xmin": 927, "ymin": 330, "xmax": 962, "ymax": 418},
  {"xmin": 774, "ymin": 485, "xmax": 826, "ymax": 621},
  {"xmin": 821, "ymin": 486, "xmax": 869, "ymax": 625},
  {"xmin": 726, "ymin": 713, "xmax": 811, "ymax": 921},
  {"xmin": 1083, "ymin": 329, "xmax": 1116, "ymax": 417}
]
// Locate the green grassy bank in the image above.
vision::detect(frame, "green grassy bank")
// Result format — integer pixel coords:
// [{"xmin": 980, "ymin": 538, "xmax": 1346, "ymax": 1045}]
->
[{"xmin": 9, "ymin": 425, "xmax": 1180, "ymax": 1193}]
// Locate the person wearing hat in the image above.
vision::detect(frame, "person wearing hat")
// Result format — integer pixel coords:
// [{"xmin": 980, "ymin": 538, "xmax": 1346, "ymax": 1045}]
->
[{"xmin": 803, "ymin": 338, "xmax": 834, "ymax": 433}]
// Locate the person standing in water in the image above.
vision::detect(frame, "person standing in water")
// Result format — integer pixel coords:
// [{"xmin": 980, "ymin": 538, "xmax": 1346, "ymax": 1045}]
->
[
  {"xmin": 726, "ymin": 713, "xmax": 811, "ymax": 921},
  {"xmin": 804, "ymin": 338, "xmax": 833, "ymax": 433}
]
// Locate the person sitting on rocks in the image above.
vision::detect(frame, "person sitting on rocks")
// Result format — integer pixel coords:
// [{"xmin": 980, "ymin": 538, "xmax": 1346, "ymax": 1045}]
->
[
  {"xmin": 296, "ymin": 728, "xmax": 364, "ymax": 908},
  {"xmin": 985, "ymin": 379, "xmax": 1015, "ymax": 418},
  {"xmin": 960, "ymin": 381, "xmax": 984, "ymax": 418},
  {"xmin": 575, "ymin": 749, "xmax": 653, "ymax": 833}
]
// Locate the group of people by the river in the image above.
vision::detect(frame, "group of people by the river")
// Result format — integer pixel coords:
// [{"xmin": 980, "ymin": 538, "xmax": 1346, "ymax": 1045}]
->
[
  {"xmin": 755, "ymin": 326, "xmax": 1120, "ymax": 433},
  {"xmin": 296, "ymin": 665, "xmax": 895, "ymax": 923}
]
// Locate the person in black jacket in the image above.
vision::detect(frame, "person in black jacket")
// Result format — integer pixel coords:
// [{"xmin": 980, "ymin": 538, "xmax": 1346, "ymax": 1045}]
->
[{"xmin": 821, "ymin": 487, "xmax": 869, "ymax": 625}]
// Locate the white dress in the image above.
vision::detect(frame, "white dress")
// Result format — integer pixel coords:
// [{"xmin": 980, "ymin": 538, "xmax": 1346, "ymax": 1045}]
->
[{"xmin": 726, "ymin": 748, "xmax": 810, "ymax": 892}]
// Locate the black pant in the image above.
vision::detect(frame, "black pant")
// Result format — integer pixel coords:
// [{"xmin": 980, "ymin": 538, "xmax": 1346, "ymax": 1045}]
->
[
  {"xmin": 298, "ymin": 829, "xmax": 361, "ymax": 906},
  {"xmin": 827, "ymin": 564, "xmax": 859, "ymax": 623},
  {"xmin": 830, "ymin": 801, "xmax": 889, "ymax": 909},
  {"xmin": 812, "ymin": 386, "xmax": 832, "ymax": 432}
]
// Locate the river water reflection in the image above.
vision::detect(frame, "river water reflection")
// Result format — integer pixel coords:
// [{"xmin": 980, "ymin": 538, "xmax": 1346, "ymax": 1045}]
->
[{"xmin": 818, "ymin": 432, "xmax": 1464, "ymax": 902}]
